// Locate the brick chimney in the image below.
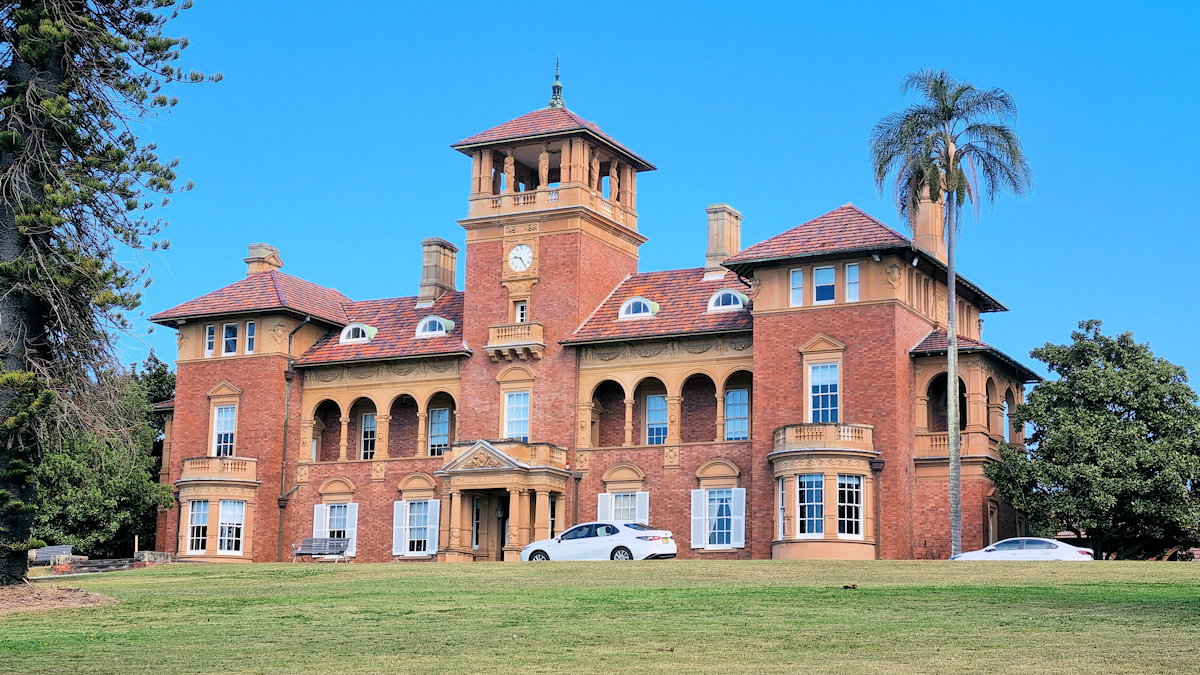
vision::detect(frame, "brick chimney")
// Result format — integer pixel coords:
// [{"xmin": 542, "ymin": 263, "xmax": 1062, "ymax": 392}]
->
[
  {"xmin": 911, "ymin": 198, "xmax": 946, "ymax": 263},
  {"xmin": 416, "ymin": 238, "xmax": 458, "ymax": 307},
  {"xmin": 244, "ymin": 243, "xmax": 283, "ymax": 276},
  {"xmin": 704, "ymin": 204, "xmax": 742, "ymax": 279}
]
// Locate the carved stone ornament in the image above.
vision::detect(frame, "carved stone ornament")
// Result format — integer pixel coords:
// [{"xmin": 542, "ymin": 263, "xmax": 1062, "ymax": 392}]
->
[
  {"xmin": 637, "ymin": 345, "xmax": 663, "ymax": 358},
  {"xmin": 427, "ymin": 359, "xmax": 455, "ymax": 373},
  {"xmin": 504, "ymin": 223, "xmax": 539, "ymax": 235},
  {"xmin": 728, "ymin": 338, "xmax": 752, "ymax": 351},
  {"xmin": 575, "ymin": 450, "xmax": 590, "ymax": 472},
  {"xmin": 271, "ymin": 321, "xmax": 288, "ymax": 344},
  {"xmin": 314, "ymin": 368, "xmax": 342, "ymax": 383},
  {"xmin": 176, "ymin": 332, "xmax": 188, "ymax": 350},
  {"xmin": 352, "ymin": 365, "xmax": 379, "ymax": 380},
  {"xmin": 461, "ymin": 453, "xmax": 508, "ymax": 470},
  {"xmin": 884, "ymin": 263, "xmax": 902, "ymax": 288},
  {"xmin": 296, "ymin": 465, "xmax": 310, "ymax": 484},
  {"xmin": 683, "ymin": 341, "xmax": 713, "ymax": 354},
  {"xmin": 390, "ymin": 362, "xmax": 418, "ymax": 376},
  {"xmin": 663, "ymin": 446, "xmax": 680, "ymax": 468},
  {"xmin": 371, "ymin": 461, "xmax": 386, "ymax": 482}
]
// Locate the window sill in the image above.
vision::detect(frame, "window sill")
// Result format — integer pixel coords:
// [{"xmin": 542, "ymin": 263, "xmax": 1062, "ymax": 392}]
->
[{"xmin": 694, "ymin": 546, "xmax": 741, "ymax": 552}]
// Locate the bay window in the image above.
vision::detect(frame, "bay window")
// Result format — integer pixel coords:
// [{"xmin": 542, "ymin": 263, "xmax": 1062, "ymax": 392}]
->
[
  {"xmin": 217, "ymin": 500, "xmax": 245, "ymax": 555},
  {"xmin": 187, "ymin": 500, "xmax": 209, "ymax": 554},
  {"xmin": 837, "ymin": 474, "xmax": 863, "ymax": 539},
  {"xmin": 797, "ymin": 473, "xmax": 824, "ymax": 537}
]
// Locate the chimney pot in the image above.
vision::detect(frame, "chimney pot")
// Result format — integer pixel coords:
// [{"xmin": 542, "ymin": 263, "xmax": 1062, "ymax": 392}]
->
[
  {"xmin": 417, "ymin": 238, "xmax": 459, "ymax": 306},
  {"xmin": 704, "ymin": 203, "xmax": 742, "ymax": 278},
  {"xmin": 244, "ymin": 243, "xmax": 283, "ymax": 276}
]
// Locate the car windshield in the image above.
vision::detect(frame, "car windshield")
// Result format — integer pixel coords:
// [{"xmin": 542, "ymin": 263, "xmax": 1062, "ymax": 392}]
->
[{"xmin": 623, "ymin": 523, "xmax": 655, "ymax": 531}]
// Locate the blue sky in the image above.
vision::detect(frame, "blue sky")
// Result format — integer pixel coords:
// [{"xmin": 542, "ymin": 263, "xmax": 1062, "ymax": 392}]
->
[{"xmin": 129, "ymin": 1, "xmax": 1200, "ymax": 381}]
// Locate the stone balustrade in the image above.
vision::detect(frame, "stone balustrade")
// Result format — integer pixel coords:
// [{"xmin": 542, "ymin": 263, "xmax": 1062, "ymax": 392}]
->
[
  {"xmin": 914, "ymin": 431, "xmax": 1001, "ymax": 459},
  {"xmin": 773, "ymin": 423, "xmax": 875, "ymax": 453},
  {"xmin": 179, "ymin": 456, "xmax": 258, "ymax": 483},
  {"xmin": 485, "ymin": 322, "xmax": 544, "ymax": 361},
  {"xmin": 467, "ymin": 185, "xmax": 634, "ymax": 228}
]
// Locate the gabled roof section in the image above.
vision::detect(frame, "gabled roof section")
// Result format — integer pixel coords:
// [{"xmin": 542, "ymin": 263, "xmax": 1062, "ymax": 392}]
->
[
  {"xmin": 451, "ymin": 106, "xmax": 655, "ymax": 171},
  {"xmin": 295, "ymin": 291, "xmax": 469, "ymax": 366},
  {"xmin": 563, "ymin": 268, "xmax": 752, "ymax": 345},
  {"xmin": 724, "ymin": 203, "xmax": 910, "ymax": 267},
  {"xmin": 911, "ymin": 329, "xmax": 1041, "ymax": 383},
  {"xmin": 150, "ymin": 270, "xmax": 351, "ymax": 327}
]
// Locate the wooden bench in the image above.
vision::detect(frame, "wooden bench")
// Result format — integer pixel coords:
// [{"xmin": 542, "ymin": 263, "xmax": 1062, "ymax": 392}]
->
[
  {"xmin": 291, "ymin": 538, "xmax": 350, "ymax": 563},
  {"xmin": 30, "ymin": 545, "xmax": 73, "ymax": 565}
]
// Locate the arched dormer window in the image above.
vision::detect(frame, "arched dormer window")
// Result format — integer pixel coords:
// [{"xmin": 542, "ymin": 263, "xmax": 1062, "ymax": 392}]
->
[
  {"xmin": 619, "ymin": 297, "xmax": 659, "ymax": 319},
  {"xmin": 707, "ymin": 289, "xmax": 748, "ymax": 312},
  {"xmin": 416, "ymin": 316, "xmax": 453, "ymax": 338},
  {"xmin": 339, "ymin": 323, "xmax": 375, "ymax": 344}
]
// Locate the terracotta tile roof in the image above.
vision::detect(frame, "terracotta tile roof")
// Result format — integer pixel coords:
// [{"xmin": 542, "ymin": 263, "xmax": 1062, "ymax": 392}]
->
[
  {"xmin": 724, "ymin": 203, "xmax": 911, "ymax": 266},
  {"xmin": 152, "ymin": 398, "xmax": 174, "ymax": 411},
  {"xmin": 296, "ymin": 292, "xmax": 469, "ymax": 365},
  {"xmin": 911, "ymin": 329, "xmax": 1041, "ymax": 383},
  {"xmin": 563, "ymin": 268, "xmax": 752, "ymax": 344},
  {"xmin": 452, "ymin": 106, "xmax": 654, "ymax": 170},
  {"xmin": 150, "ymin": 270, "xmax": 351, "ymax": 326}
]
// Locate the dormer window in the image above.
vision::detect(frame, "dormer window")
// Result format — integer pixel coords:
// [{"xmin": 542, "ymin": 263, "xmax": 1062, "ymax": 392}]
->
[
  {"xmin": 416, "ymin": 316, "xmax": 452, "ymax": 338},
  {"xmin": 707, "ymin": 289, "xmax": 748, "ymax": 312},
  {"xmin": 339, "ymin": 323, "xmax": 375, "ymax": 344},
  {"xmin": 619, "ymin": 297, "xmax": 658, "ymax": 319}
]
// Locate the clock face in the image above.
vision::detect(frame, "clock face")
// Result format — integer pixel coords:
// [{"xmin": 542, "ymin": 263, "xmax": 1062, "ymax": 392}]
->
[{"xmin": 508, "ymin": 244, "xmax": 533, "ymax": 272}]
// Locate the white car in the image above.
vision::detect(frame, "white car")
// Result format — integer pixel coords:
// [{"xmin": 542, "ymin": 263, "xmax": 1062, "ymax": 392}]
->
[
  {"xmin": 521, "ymin": 521, "xmax": 677, "ymax": 561},
  {"xmin": 951, "ymin": 537, "xmax": 1094, "ymax": 561}
]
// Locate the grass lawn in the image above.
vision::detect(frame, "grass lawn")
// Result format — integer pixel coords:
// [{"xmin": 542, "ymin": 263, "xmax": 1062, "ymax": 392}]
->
[{"xmin": 3, "ymin": 560, "xmax": 1198, "ymax": 673}]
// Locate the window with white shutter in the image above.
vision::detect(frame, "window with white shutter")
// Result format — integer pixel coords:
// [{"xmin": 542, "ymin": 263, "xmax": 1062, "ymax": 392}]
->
[{"xmin": 690, "ymin": 487, "xmax": 745, "ymax": 550}]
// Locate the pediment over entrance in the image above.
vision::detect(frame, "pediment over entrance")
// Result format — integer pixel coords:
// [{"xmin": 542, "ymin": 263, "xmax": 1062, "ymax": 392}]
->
[{"xmin": 441, "ymin": 440, "xmax": 526, "ymax": 472}]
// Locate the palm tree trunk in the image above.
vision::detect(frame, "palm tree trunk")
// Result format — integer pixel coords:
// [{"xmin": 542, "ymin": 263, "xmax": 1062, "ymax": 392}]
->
[{"xmin": 945, "ymin": 195, "xmax": 962, "ymax": 557}]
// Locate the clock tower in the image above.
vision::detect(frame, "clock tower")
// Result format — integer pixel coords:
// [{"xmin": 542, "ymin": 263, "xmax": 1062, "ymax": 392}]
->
[{"xmin": 451, "ymin": 70, "xmax": 656, "ymax": 447}]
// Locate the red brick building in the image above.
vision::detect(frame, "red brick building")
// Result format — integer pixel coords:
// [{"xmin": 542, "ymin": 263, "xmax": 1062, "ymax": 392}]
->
[{"xmin": 151, "ymin": 83, "xmax": 1036, "ymax": 563}]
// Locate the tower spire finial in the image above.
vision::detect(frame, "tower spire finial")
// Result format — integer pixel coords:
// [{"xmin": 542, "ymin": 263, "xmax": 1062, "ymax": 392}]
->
[{"xmin": 548, "ymin": 54, "xmax": 564, "ymax": 108}]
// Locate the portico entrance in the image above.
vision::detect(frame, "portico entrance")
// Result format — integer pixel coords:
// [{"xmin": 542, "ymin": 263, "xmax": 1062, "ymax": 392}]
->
[{"xmin": 436, "ymin": 440, "xmax": 571, "ymax": 561}]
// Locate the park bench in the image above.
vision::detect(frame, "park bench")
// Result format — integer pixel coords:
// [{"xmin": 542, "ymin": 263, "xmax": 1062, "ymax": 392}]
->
[
  {"xmin": 291, "ymin": 537, "xmax": 350, "ymax": 563},
  {"xmin": 30, "ymin": 545, "xmax": 73, "ymax": 565}
]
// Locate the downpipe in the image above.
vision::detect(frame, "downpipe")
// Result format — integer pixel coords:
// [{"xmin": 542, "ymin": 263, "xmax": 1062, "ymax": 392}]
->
[{"xmin": 276, "ymin": 315, "xmax": 311, "ymax": 561}]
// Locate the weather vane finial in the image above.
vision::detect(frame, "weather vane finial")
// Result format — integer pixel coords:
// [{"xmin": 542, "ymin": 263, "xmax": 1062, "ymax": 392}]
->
[{"xmin": 548, "ymin": 54, "xmax": 564, "ymax": 108}]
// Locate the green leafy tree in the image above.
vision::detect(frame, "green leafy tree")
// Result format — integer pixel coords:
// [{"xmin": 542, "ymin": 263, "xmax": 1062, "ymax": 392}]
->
[
  {"xmin": 0, "ymin": 1, "xmax": 217, "ymax": 584},
  {"xmin": 870, "ymin": 70, "xmax": 1032, "ymax": 555},
  {"xmin": 33, "ymin": 362, "xmax": 173, "ymax": 558},
  {"xmin": 987, "ymin": 320, "xmax": 1200, "ymax": 559}
]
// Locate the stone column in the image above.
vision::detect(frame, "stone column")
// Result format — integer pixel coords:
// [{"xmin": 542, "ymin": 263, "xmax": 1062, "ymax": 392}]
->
[
  {"xmin": 576, "ymin": 402, "xmax": 594, "ymax": 449},
  {"xmin": 781, "ymin": 475, "xmax": 795, "ymax": 541},
  {"xmin": 470, "ymin": 150, "xmax": 483, "ymax": 195},
  {"xmin": 300, "ymin": 420, "xmax": 315, "ymax": 462},
  {"xmin": 519, "ymin": 489, "xmax": 532, "ymax": 546},
  {"xmin": 505, "ymin": 488, "xmax": 521, "ymax": 561},
  {"xmin": 448, "ymin": 490, "xmax": 461, "ymax": 551},
  {"xmin": 480, "ymin": 150, "xmax": 494, "ymax": 195},
  {"xmin": 375, "ymin": 414, "xmax": 391, "ymax": 460},
  {"xmin": 666, "ymin": 396, "xmax": 683, "ymax": 446},
  {"xmin": 914, "ymin": 396, "xmax": 930, "ymax": 433},
  {"xmin": 714, "ymin": 392, "xmax": 726, "ymax": 443},
  {"xmin": 337, "ymin": 417, "xmax": 349, "ymax": 461},
  {"xmin": 534, "ymin": 489, "xmax": 551, "ymax": 541},
  {"xmin": 623, "ymin": 398, "xmax": 635, "ymax": 446},
  {"xmin": 416, "ymin": 412, "xmax": 428, "ymax": 457},
  {"xmin": 987, "ymin": 403, "xmax": 1004, "ymax": 439}
]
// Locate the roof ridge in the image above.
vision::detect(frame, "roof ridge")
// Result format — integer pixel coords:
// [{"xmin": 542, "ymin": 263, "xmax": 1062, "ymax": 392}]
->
[
  {"xmin": 268, "ymin": 269, "xmax": 287, "ymax": 309},
  {"xmin": 573, "ymin": 273, "xmax": 631, "ymax": 336},
  {"xmin": 842, "ymin": 203, "xmax": 912, "ymax": 243}
]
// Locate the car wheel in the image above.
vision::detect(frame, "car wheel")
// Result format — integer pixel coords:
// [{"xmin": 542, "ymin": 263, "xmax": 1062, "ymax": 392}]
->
[
  {"xmin": 529, "ymin": 550, "xmax": 550, "ymax": 561},
  {"xmin": 611, "ymin": 547, "xmax": 633, "ymax": 561}
]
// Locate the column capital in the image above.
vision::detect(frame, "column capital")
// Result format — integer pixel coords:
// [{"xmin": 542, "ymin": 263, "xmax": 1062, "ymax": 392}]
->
[
  {"xmin": 339, "ymin": 417, "xmax": 350, "ymax": 424},
  {"xmin": 376, "ymin": 414, "xmax": 392, "ymax": 422}
]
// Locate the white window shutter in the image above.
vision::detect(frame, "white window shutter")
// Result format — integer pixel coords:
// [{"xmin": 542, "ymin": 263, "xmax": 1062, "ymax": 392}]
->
[
  {"xmin": 690, "ymin": 489, "xmax": 706, "ymax": 549},
  {"xmin": 596, "ymin": 493, "xmax": 611, "ymax": 521},
  {"xmin": 345, "ymin": 503, "xmax": 359, "ymax": 557},
  {"xmin": 635, "ymin": 491, "xmax": 650, "ymax": 524},
  {"xmin": 313, "ymin": 504, "xmax": 327, "ymax": 538},
  {"xmin": 427, "ymin": 499, "xmax": 441, "ymax": 555},
  {"xmin": 392, "ymin": 501, "xmax": 406, "ymax": 556},
  {"xmin": 731, "ymin": 488, "xmax": 746, "ymax": 549}
]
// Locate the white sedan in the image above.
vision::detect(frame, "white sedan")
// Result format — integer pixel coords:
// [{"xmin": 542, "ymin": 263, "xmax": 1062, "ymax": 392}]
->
[
  {"xmin": 521, "ymin": 521, "xmax": 677, "ymax": 561},
  {"xmin": 951, "ymin": 537, "xmax": 1094, "ymax": 561}
]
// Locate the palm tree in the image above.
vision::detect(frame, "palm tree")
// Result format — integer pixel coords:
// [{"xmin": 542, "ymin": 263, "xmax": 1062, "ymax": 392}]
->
[{"xmin": 870, "ymin": 70, "xmax": 1031, "ymax": 556}]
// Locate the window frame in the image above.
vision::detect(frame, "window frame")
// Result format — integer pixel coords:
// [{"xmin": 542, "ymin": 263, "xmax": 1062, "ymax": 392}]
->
[
  {"xmin": 217, "ymin": 499, "xmax": 245, "ymax": 556},
  {"xmin": 340, "ymin": 323, "xmax": 371, "ymax": 344},
  {"xmin": 813, "ymin": 266, "xmax": 836, "ymax": 305},
  {"xmin": 406, "ymin": 499, "xmax": 431, "ymax": 554},
  {"xmin": 187, "ymin": 500, "xmax": 209, "ymax": 554},
  {"xmin": 796, "ymin": 473, "xmax": 824, "ymax": 538},
  {"xmin": 204, "ymin": 324, "xmax": 215, "ymax": 358},
  {"xmin": 837, "ymin": 474, "xmax": 863, "ymax": 540},
  {"xmin": 221, "ymin": 322, "xmax": 239, "ymax": 356},
  {"xmin": 789, "ymin": 268, "xmax": 804, "ymax": 307},
  {"xmin": 644, "ymin": 393, "xmax": 668, "ymax": 445},
  {"xmin": 845, "ymin": 263, "xmax": 859, "ymax": 303},
  {"xmin": 777, "ymin": 477, "xmax": 786, "ymax": 539},
  {"xmin": 706, "ymin": 289, "xmax": 746, "ymax": 313},
  {"xmin": 415, "ymin": 316, "xmax": 449, "ymax": 338},
  {"xmin": 504, "ymin": 390, "xmax": 530, "ymax": 442},
  {"xmin": 471, "ymin": 496, "xmax": 481, "ymax": 550},
  {"xmin": 724, "ymin": 388, "xmax": 749, "ymax": 441},
  {"xmin": 513, "ymin": 300, "xmax": 528, "ymax": 324},
  {"xmin": 428, "ymin": 407, "xmax": 450, "ymax": 456},
  {"xmin": 212, "ymin": 404, "xmax": 236, "ymax": 457},
  {"xmin": 704, "ymin": 487, "xmax": 735, "ymax": 549},
  {"xmin": 245, "ymin": 321, "xmax": 256, "ymax": 354},
  {"xmin": 618, "ymin": 296, "xmax": 657, "ymax": 320},
  {"xmin": 360, "ymin": 412, "xmax": 376, "ymax": 460},
  {"xmin": 807, "ymin": 362, "xmax": 840, "ymax": 424},
  {"xmin": 610, "ymin": 492, "xmax": 638, "ymax": 522},
  {"xmin": 326, "ymin": 503, "xmax": 349, "ymax": 539}
]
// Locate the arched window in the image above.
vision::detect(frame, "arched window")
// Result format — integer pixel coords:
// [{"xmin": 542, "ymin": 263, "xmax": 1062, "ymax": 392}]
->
[
  {"xmin": 339, "ymin": 323, "xmax": 374, "ymax": 344},
  {"xmin": 707, "ymin": 289, "xmax": 747, "ymax": 312},
  {"xmin": 619, "ymin": 297, "xmax": 658, "ymax": 319},
  {"xmin": 416, "ymin": 316, "xmax": 453, "ymax": 337}
]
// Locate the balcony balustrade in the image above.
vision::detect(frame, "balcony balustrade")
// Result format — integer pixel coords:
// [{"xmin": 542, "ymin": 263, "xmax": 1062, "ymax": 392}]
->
[
  {"xmin": 179, "ymin": 456, "xmax": 258, "ymax": 483},
  {"xmin": 914, "ymin": 431, "xmax": 1002, "ymax": 459},
  {"xmin": 485, "ymin": 322, "xmax": 545, "ymax": 361},
  {"xmin": 773, "ymin": 423, "xmax": 875, "ymax": 453},
  {"xmin": 467, "ymin": 185, "xmax": 634, "ymax": 228}
]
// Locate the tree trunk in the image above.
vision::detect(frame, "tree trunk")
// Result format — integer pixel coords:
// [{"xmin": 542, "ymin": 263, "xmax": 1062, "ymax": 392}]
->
[{"xmin": 946, "ymin": 194, "xmax": 962, "ymax": 557}]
